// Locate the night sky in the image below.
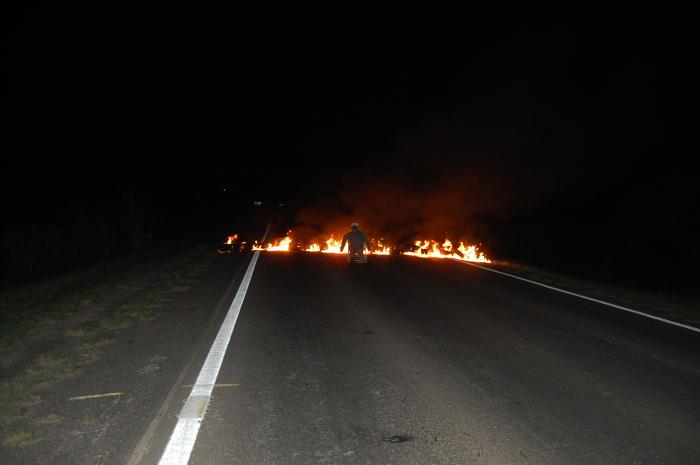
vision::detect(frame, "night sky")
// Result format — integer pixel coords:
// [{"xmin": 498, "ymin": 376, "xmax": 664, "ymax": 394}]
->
[{"xmin": 3, "ymin": 4, "xmax": 698, "ymax": 288}]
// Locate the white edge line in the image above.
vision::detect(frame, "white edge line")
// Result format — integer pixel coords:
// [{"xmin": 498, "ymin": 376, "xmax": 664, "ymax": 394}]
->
[
  {"xmin": 457, "ymin": 260, "xmax": 700, "ymax": 334},
  {"xmin": 157, "ymin": 251, "xmax": 261, "ymax": 465}
]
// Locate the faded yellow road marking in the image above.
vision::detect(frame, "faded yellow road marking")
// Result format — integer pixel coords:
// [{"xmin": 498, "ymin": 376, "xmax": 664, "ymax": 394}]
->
[{"xmin": 69, "ymin": 392, "xmax": 125, "ymax": 401}]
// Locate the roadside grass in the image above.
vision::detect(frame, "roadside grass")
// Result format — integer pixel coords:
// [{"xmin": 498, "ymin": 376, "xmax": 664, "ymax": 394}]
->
[
  {"xmin": 65, "ymin": 326, "xmax": 89, "ymax": 338},
  {"xmin": 0, "ymin": 242, "xmax": 202, "ymax": 351},
  {"xmin": 119, "ymin": 299, "xmax": 165, "ymax": 322},
  {"xmin": 101, "ymin": 313, "xmax": 132, "ymax": 330},
  {"xmin": 0, "ymin": 271, "xmax": 117, "ymax": 351},
  {"xmin": 0, "ymin": 381, "xmax": 43, "ymax": 420},
  {"xmin": 102, "ymin": 298, "xmax": 163, "ymax": 329},
  {"xmin": 99, "ymin": 271, "xmax": 197, "ymax": 330},
  {"xmin": 0, "ymin": 246, "xmax": 211, "ymax": 351},
  {"xmin": 1, "ymin": 275, "xmax": 112, "ymax": 351},
  {"xmin": 0, "ymin": 245, "xmax": 215, "ymax": 450},
  {"xmin": 120, "ymin": 304, "xmax": 160, "ymax": 322},
  {"xmin": 2, "ymin": 428, "xmax": 41, "ymax": 447},
  {"xmin": 168, "ymin": 281, "xmax": 194, "ymax": 292},
  {"xmin": 75, "ymin": 335, "xmax": 115, "ymax": 350},
  {"xmin": 102, "ymin": 288, "xmax": 176, "ymax": 329},
  {"xmin": 76, "ymin": 348, "xmax": 103, "ymax": 366},
  {"xmin": 34, "ymin": 413, "xmax": 62, "ymax": 425},
  {"xmin": 26, "ymin": 353, "xmax": 80, "ymax": 381},
  {"xmin": 65, "ymin": 321, "xmax": 99, "ymax": 338}
]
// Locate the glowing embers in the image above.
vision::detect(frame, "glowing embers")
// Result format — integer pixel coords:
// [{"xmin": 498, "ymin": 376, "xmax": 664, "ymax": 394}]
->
[{"xmin": 403, "ymin": 239, "xmax": 491, "ymax": 263}]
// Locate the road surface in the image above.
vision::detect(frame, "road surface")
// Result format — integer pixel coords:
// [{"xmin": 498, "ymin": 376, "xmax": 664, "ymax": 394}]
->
[{"xmin": 134, "ymin": 252, "xmax": 700, "ymax": 465}]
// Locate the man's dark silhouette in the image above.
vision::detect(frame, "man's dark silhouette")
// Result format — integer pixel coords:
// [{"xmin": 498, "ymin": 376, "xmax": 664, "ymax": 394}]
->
[{"xmin": 341, "ymin": 223, "xmax": 371, "ymax": 263}]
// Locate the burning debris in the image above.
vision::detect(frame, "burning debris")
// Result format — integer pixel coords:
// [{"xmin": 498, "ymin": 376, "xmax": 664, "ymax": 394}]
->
[
  {"xmin": 239, "ymin": 233, "xmax": 489, "ymax": 262},
  {"xmin": 249, "ymin": 234, "xmax": 392, "ymax": 255},
  {"xmin": 403, "ymin": 239, "xmax": 490, "ymax": 263},
  {"xmin": 217, "ymin": 234, "xmax": 250, "ymax": 254},
  {"xmin": 253, "ymin": 236, "xmax": 293, "ymax": 252}
]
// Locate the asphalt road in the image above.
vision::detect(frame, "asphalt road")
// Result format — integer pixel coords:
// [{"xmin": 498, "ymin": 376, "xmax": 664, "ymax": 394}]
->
[{"xmin": 135, "ymin": 252, "xmax": 700, "ymax": 465}]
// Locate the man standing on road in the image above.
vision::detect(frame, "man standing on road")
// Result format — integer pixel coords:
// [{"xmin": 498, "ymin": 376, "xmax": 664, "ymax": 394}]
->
[{"xmin": 340, "ymin": 223, "xmax": 371, "ymax": 263}]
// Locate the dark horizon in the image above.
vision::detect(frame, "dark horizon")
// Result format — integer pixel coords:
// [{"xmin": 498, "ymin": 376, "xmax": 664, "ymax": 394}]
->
[{"xmin": 3, "ymin": 4, "xmax": 698, "ymax": 290}]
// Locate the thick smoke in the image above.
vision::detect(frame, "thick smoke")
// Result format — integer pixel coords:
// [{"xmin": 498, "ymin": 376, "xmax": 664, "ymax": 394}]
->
[{"xmin": 292, "ymin": 146, "xmax": 565, "ymax": 248}]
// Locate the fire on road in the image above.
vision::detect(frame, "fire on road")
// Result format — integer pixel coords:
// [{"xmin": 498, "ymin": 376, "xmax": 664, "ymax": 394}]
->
[{"xmin": 246, "ymin": 233, "xmax": 491, "ymax": 263}]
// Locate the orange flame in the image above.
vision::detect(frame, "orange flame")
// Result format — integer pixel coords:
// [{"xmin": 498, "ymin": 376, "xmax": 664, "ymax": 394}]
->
[
  {"xmin": 321, "ymin": 235, "xmax": 342, "ymax": 253},
  {"xmin": 225, "ymin": 234, "xmax": 238, "ymax": 245},
  {"xmin": 403, "ymin": 239, "xmax": 491, "ymax": 263},
  {"xmin": 302, "ymin": 235, "xmax": 342, "ymax": 253},
  {"xmin": 303, "ymin": 235, "xmax": 392, "ymax": 255},
  {"xmin": 371, "ymin": 239, "xmax": 392, "ymax": 255},
  {"xmin": 252, "ymin": 232, "xmax": 489, "ymax": 262},
  {"xmin": 306, "ymin": 243, "xmax": 321, "ymax": 252},
  {"xmin": 253, "ymin": 236, "xmax": 292, "ymax": 252}
]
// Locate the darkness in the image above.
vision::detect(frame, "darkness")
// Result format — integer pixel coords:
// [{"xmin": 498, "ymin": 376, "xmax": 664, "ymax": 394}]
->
[{"xmin": 2, "ymin": 4, "xmax": 698, "ymax": 290}]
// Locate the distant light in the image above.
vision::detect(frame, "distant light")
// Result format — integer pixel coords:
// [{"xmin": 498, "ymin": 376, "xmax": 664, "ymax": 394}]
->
[{"xmin": 253, "ymin": 201, "xmax": 262, "ymax": 206}]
